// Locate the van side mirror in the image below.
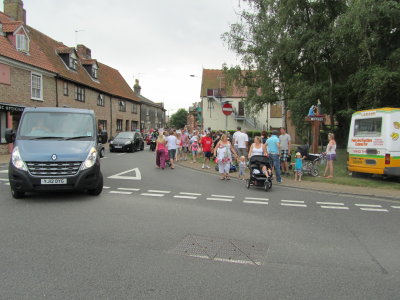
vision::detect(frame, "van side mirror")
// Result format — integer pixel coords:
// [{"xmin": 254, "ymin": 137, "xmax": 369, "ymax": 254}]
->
[
  {"xmin": 98, "ymin": 131, "xmax": 108, "ymax": 144},
  {"xmin": 5, "ymin": 128, "xmax": 15, "ymax": 143}
]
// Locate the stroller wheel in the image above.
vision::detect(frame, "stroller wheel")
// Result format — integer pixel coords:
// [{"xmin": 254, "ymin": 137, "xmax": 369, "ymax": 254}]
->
[
  {"xmin": 264, "ymin": 181, "xmax": 270, "ymax": 192},
  {"xmin": 311, "ymin": 168, "xmax": 319, "ymax": 177},
  {"xmin": 246, "ymin": 179, "xmax": 251, "ymax": 189}
]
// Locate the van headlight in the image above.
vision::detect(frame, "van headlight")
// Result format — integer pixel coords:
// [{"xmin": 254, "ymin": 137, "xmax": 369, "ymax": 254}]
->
[
  {"xmin": 125, "ymin": 141, "xmax": 131, "ymax": 145},
  {"xmin": 80, "ymin": 147, "xmax": 98, "ymax": 170},
  {"xmin": 11, "ymin": 146, "xmax": 28, "ymax": 171}
]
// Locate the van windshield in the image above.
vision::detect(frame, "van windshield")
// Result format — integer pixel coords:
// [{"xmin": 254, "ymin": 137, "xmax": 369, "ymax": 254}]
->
[
  {"xmin": 354, "ymin": 117, "xmax": 382, "ymax": 137},
  {"xmin": 19, "ymin": 112, "xmax": 95, "ymax": 140}
]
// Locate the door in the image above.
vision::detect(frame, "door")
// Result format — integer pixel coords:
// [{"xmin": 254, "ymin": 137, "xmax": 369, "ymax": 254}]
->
[{"xmin": 238, "ymin": 102, "xmax": 245, "ymax": 117}]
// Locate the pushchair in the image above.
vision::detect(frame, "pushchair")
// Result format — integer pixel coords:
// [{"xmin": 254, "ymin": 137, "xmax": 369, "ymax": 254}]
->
[
  {"xmin": 296, "ymin": 145, "xmax": 326, "ymax": 177},
  {"xmin": 246, "ymin": 155, "xmax": 273, "ymax": 191}
]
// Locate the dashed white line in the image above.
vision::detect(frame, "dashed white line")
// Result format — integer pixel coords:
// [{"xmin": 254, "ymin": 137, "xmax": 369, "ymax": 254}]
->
[
  {"xmin": 211, "ymin": 194, "xmax": 235, "ymax": 199},
  {"xmin": 179, "ymin": 192, "xmax": 202, "ymax": 196},
  {"xmin": 320, "ymin": 206, "xmax": 349, "ymax": 210},
  {"xmin": 0, "ymin": 178, "xmax": 8, "ymax": 181},
  {"xmin": 148, "ymin": 190, "xmax": 171, "ymax": 194},
  {"xmin": 360, "ymin": 208, "xmax": 388, "ymax": 212},
  {"xmin": 4, "ymin": 183, "xmax": 9, "ymax": 185},
  {"xmin": 0, "ymin": 170, "xmax": 8, "ymax": 173},
  {"xmin": 392, "ymin": 206, "xmax": 400, "ymax": 209},
  {"xmin": 355, "ymin": 204, "xmax": 382, "ymax": 208},
  {"xmin": 207, "ymin": 198, "xmax": 232, "ymax": 202},
  {"xmin": 281, "ymin": 200, "xmax": 305, "ymax": 204},
  {"xmin": 243, "ymin": 200, "xmax": 269, "ymax": 205},
  {"xmin": 316, "ymin": 202, "xmax": 344, "ymax": 206},
  {"xmin": 245, "ymin": 197, "xmax": 269, "ymax": 201},
  {"xmin": 109, "ymin": 191, "xmax": 132, "ymax": 195},
  {"xmin": 116, "ymin": 153, "xmax": 126, "ymax": 156},
  {"xmin": 103, "ymin": 186, "xmax": 111, "ymax": 189},
  {"xmin": 141, "ymin": 193, "xmax": 165, "ymax": 197},
  {"xmin": 118, "ymin": 188, "xmax": 140, "ymax": 191},
  {"xmin": 174, "ymin": 195, "xmax": 197, "ymax": 199},
  {"xmin": 281, "ymin": 203, "xmax": 307, "ymax": 207}
]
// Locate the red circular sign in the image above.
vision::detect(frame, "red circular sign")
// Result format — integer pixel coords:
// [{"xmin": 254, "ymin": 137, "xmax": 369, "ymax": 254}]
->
[{"xmin": 222, "ymin": 103, "xmax": 233, "ymax": 116}]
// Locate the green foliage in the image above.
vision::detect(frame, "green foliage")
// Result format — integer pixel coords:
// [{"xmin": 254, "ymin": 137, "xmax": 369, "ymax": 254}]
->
[{"xmin": 169, "ymin": 109, "xmax": 188, "ymax": 129}]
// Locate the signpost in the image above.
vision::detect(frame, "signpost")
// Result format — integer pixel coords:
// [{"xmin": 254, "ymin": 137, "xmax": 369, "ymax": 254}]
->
[
  {"xmin": 222, "ymin": 102, "xmax": 233, "ymax": 132},
  {"xmin": 305, "ymin": 115, "xmax": 325, "ymax": 153}
]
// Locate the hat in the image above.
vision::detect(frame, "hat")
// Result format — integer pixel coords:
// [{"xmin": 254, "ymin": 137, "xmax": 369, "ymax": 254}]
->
[{"xmin": 296, "ymin": 152, "xmax": 301, "ymax": 156}]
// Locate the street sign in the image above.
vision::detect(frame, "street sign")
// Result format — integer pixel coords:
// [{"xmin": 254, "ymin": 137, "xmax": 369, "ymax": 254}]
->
[{"xmin": 222, "ymin": 103, "xmax": 233, "ymax": 116}]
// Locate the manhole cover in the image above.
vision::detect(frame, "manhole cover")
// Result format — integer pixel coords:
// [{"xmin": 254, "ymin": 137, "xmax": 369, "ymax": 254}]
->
[{"xmin": 169, "ymin": 234, "xmax": 268, "ymax": 266}]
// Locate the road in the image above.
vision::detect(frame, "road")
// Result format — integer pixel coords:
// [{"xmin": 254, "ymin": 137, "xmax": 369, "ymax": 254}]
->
[{"xmin": 0, "ymin": 148, "xmax": 399, "ymax": 299}]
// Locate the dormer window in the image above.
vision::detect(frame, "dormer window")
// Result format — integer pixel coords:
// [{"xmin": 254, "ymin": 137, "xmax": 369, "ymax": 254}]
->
[
  {"xmin": 69, "ymin": 56, "xmax": 77, "ymax": 70},
  {"xmin": 16, "ymin": 34, "xmax": 28, "ymax": 53},
  {"xmin": 92, "ymin": 65, "xmax": 98, "ymax": 79}
]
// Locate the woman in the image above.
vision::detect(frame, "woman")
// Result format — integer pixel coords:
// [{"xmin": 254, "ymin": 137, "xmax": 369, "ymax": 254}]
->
[
  {"xmin": 248, "ymin": 136, "xmax": 271, "ymax": 177},
  {"xmin": 176, "ymin": 133, "xmax": 182, "ymax": 162},
  {"xmin": 213, "ymin": 134, "xmax": 237, "ymax": 180},
  {"xmin": 324, "ymin": 133, "xmax": 336, "ymax": 178},
  {"xmin": 155, "ymin": 133, "xmax": 167, "ymax": 169}
]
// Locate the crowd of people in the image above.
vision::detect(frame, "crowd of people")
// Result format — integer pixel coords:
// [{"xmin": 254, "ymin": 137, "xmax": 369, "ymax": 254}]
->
[{"xmin": 149, "ymin": 126, "xmax": 337, "ymax": 181}]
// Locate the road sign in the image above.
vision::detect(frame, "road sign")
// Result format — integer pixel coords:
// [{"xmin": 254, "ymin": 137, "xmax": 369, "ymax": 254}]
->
[{"xmin": 222, "ymin": 103, "xmax": 233, "ymax": 116}]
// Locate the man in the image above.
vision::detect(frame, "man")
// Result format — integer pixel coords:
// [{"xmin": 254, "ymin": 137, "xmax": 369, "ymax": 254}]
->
[
  {"xmin": 279, "ymin": 127, "xmax": 291, "ymax": 176},
  {"xmin": 180, "ymin": 129, "xmax": 189, "ymax": 161},
  {"xmin": 232, "ymin": 126, "xmax": 241, "ymax": 154},
  {"xmin": 266, "ymin": 130, "xmax": 282, "ymax": 183},
  {"xmin": 166, "ymin": 130, "xmax": 178, "ymax": 169},
  {"xmin": 200, "ymin": 132, "xmax": 213, "ymax": 169},
  {"xmin": 233, "ymin": 126, "xmax": 249, "ymax": 158}
]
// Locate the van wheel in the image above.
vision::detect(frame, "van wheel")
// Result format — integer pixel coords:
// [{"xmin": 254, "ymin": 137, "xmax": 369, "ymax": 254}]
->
[
  {"xmin": 100, "ymin": 148, "xmax": 105, "ymax": 158},
  {"xmin": 88, "ymin": 174, "xmax": 103, "ymax": 196},
  {"xmin": 11, "ymin": 188, "xmax": 25, "ymax": 199}
]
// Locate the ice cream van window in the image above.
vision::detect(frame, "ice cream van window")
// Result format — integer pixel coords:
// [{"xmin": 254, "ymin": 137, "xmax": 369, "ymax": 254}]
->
[{"xmin": 354, "ymin": 117, "xmax": 382, "ymax": 137}]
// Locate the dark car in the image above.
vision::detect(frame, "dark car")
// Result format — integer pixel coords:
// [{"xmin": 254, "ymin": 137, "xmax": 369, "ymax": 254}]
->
[{"xmin": 109, "ymin": 131, "xmax": 144, "ymax": 152}]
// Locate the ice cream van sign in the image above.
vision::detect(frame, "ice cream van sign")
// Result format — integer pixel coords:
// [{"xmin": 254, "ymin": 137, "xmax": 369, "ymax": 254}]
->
[{"xmin": 352, "ymin": 138, "xmax": 372, "ymax": 146}]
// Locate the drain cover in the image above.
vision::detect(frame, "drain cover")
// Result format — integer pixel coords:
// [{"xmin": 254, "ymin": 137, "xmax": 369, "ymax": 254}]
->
[{"xmin": 169, "ymin": 234, "xmax": 268, "ymax": 266}]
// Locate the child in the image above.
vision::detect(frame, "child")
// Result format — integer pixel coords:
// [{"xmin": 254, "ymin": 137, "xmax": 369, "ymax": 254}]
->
[
  {"xmin": 293, "ymin": 152, "xmax": 304, "ymax": 181},
  {"xmin": 190, "ymin": 139, "xmax": 199, "ymax": 163},
  {"xmin": 238, "ymin": 156, "xmax": 246, "ymax": 180}
]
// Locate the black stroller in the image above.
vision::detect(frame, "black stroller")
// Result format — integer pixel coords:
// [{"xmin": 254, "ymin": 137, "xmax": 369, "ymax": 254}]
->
[
  {"xmin": 296, "ymin": 145, "xmax": 326, "ymax": 177},
  {"xmin": 246, "ymin": 155, "xmax": 273, "ymax": 192}
]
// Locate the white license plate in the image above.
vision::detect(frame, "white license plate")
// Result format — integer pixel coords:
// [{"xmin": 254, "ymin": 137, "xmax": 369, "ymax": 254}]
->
[
  {"xmin": 41, "ymin": 178, "xmax": 67, "ymax": 185},
  {"xmin": 114, "ymin": 146, "xmax": 122, "ymax": 149}
]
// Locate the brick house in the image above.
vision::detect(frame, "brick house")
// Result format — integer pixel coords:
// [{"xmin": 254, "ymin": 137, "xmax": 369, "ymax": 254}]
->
[{"xmin": 0, "ymin": 0, "xmax": 141, "ymax": 154}]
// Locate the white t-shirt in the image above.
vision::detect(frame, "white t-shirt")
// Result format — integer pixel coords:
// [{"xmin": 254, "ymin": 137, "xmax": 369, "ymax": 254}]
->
[
  {"xmin": 279, "ymin": 133, "xmax": 291, "ymax": 151},
  {"xmin": 236, "ymin": 132, "xmax": 249, "ymax": 149},
  {"xmin": 166, "ymin": 135, "xmax": 178, "ymax": 150},
  {"xmin": 233, "ymin": 131, "xmax": 241, "ymax": 145}
]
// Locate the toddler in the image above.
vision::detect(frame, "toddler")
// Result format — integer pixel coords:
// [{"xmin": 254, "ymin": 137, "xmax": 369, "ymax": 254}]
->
[
  {"xmin": 238, "ymin": 156, "xmax": 246, "ymax": 180},
  {"xmin": 190, "ymin": 139, "xmax": 199, "ymax": 163},
  {"xmin": 293, "ymin": 152, "xmax": 304, "ymax": 181}
]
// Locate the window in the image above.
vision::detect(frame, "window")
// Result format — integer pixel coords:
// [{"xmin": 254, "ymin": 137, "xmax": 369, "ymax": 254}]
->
[
  {"xmin": 74, "ymin": 85, "xmax": 85, "ymax": 102},
  {"xmin": 131, "ymin": 103, "xmax": 138, "ymax": 114},
  {"xmin": 270, "ymin": 104, "xmax": 282, "ymax": 118},
  {"xmin": 97, "ymin": 94, "xmax": 105, "ymax": 106},
  {"xmin": 63, "ymin": 82, "xmax": 68, "ymax": 96},
  {"xmin": 116, "ymin": 119, "xmax": 123, "ymax": 131},
  {"xmin": 16, "ymin": 34, "xmax": 28, "ymax": 52},
  {"xmin": 131, "ymin": 121, "xmax": 138, "ymax": 131},
  {"xmin": 92, "ymin": 66, "xmax": 98, "ymax": 79},
  {"xmin": 354, "ymin": 118, "xmax": 382, "ymax": 137},
  {"xmin": 98, "ymin": 120, "xmax": 107, "ymax": 132},
  {"xmin": 31, "ymin": 73, "xmax": 42, "ymax": 100},
  {"xmin": 125, "ymin": 120, "xmax": 129, "ymax": 131},
  {"xmin": 69, "ymin": 56, "xmax": 78, "ymax": 70},
  {"xmin": 119, "ymin": 100, "xmax": 126, "ymax": 112}
]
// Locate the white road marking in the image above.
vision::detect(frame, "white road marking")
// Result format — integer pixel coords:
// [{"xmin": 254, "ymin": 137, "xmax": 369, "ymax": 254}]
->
[
  {"xmin": 0, "ymin": 178, "xmax": 8, "ymax": 181},
  {"xmin": 360, "ymin": 208, "xmax": 388, "ymax": 212},
  {"xmin": 316, "ymin": 202, "xmax": 344, "ymax": 206},
  {"xmin": 118, "ymin": 188, "xmax": 140, "ymax": 191},
  {"xmin": 0, "ymin": 170, "xmax": 8, "ymax": 173},
  {"xmin": 320, "ymin": 206, "xmax": 349, "ymax": 210},
  {"xmin": 281, "ymin": 203, "xmax": 307, "ymax": 207},
  {"xmin": 179, "ymin": 192, "xmax": 202, "ymax": 196},
  {"xmin": 245, "ymin": 197, "xmax": 269, "ymax": 201},
  {"xmin": 281, "ymin": 200, "xmax": 305, "ymax": 204},
  {"xmin": 117, "ymin": 153, "xmax": 126, "ymax": 156},
  {"xmin": 4, "ymin": 183, "xmax": 9, "ymax": 185},
  {"xmin": 211, "ymin": 194, "xmax": 235, "ymax": 198},
  {"xmin": 108, "ymin": 168, "xmax": 142, "ymax": 180},
  {"xmin": 148, "ymin": 190, "xmax": 171, "ymax": 193},
  {"xmin": 243, "ymin": 200, "xmax": 269, "ymax": 205},
  {"xmin": 355, "ymin": 204, "xmax": 382, "ymax": 208},
  {"xmin": 103, "ymin": 186, "xmax": 111, "ymax": 189},
  {"xmin": 392, "ymin": 206, "xmax": 400, "ymax": 209},
  {"xmin": 174, "ymin": 195, "xmax": 197, "ymax": 199},
  {"xmin": 206, "ymin": 198, "xmax": 232, "ymax": 202},
  {"xmin": 141, "ymin": 193, "xmax": 165, "ymax": 197},
  {"xmin": 109, "ymin": 191, "xmax": 132, "ymax": 195}
]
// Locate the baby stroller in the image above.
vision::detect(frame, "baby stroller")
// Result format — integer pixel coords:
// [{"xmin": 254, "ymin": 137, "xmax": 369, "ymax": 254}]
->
[
  {"xmin": 246, "ymin": 155, "xmax": 273, "ymax": 192},
  {"xmin": 296, "ymin": 145, "xmax": 326, "ymax": 177},
  {"xmin": 164, "ymin": 147, "xmax": 171, "ymax": 168}
]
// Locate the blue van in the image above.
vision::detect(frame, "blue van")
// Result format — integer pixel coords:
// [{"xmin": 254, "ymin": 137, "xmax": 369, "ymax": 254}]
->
[{"xmin": 5, "ymin": 107, "xmax": 107, "ymax": 198}]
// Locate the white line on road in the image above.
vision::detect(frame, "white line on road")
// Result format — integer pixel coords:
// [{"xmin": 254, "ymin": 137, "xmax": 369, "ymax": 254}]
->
[
  {"xmin": 355, "ymin": 204, "xmax": 382, "ymax": 208},
  {"xmin": 211, "ymin": 194, "xmax": 235, "ymax": 198},
  {"xmin": 320, "ymin": 206, "xmax": 349, "ymax": 210},
  {"xmin": 174, "ymin": 195, "xmax": 197, "ymax": 199},
  {"xmin": 179, "ymin": 192, "xmax": 202, "ymax": 196},
  {"xmin": 103, "ymin": 186, "xmax": 110, "ymax": 189},
  {"xmin": 392, "ymin": 206, "xmax": 400, "ymax": 209},
  {"xmin": 316, "ymin": 202, "xmax": 344, "ymax": 206},
  {"xmin": 281, "ymin": 203, "xmax": 307, "ymax": 207},
  {"xmin": 108, "ymin": 168, "xmax": 142, "ymax": 180},
  {"xmin": 109, "ymin": 191, "xmax": 132, "ymax": 195},
  {"xmin": 0, "ymin": 178, "xmax": 8, "ymax": 181},
  {"xmin": 141, "ymin": 193, "xmax": 165, "ymax": 197},
  {"xmin": 243, "ymin": 200, "xmax": 269, "ymax": 205},
  {"xmin": 148, "ymin": 190, "xmax": 171, "ymax": 193},
  {"xmin": 4, "ymin": 182, "xmax": 9, "ymax": 185},
  {"xmin": 118, "ymin": 188, "xmax": 140, "ymax": 191},
  {"xmin": 207, "ymin": 198, "xmax": 232, "ymax": 202},
  {"xmin": 281, "ymin": 200, "xmax": 305, "ymax": 203},
  {"xmin": 117, "ymin": 153, "xmax": 126, "ymax": 156},
  {"xmin": 360, "ymin": 208, "xmax": 388, "ymax": 212},
  {"xmin": 245, "ymin": 197, "xmax": 269, "ymax": 201},
  {"xmin": 0, "ymin": 170, "xmax": 8, "ymax": 173}
]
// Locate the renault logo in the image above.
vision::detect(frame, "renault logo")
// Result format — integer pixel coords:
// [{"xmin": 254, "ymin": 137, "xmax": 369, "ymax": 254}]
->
[{"xmin": 51, "ymin": 154, "xmax": 57, "ymax": 161}]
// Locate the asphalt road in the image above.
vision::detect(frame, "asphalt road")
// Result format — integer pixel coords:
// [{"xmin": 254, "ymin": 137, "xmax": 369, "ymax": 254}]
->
[{"xmin": 0, "ymin": 148, "xmax": 399, "ymax": 299}]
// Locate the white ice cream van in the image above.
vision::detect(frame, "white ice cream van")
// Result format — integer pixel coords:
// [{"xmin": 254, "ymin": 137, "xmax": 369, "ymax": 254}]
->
[{"xmin": 347, "ymin": 108, "xmax": 400, "ymax": 177}]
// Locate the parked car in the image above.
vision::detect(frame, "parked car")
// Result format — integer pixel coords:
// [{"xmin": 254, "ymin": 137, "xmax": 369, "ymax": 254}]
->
[{"xmin": 109, "ymin": 131, "xmax": 144, "ymax": 152}]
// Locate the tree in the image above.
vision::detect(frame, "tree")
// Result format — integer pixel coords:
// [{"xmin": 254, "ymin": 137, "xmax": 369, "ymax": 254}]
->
[{"xmin": 169, "ymin": 109, "xmax": 188, "ymax": 129}]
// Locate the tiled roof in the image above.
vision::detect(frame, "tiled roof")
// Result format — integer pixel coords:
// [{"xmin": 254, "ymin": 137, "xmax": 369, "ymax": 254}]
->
[
  {"xmin": 200, "ymin": 69, "xmax": 246, "ymax": 98},
  {"xmin": 137, "ymin": 94, "xmax": 164, "ymax": 109},
  {"xmin": 0, "ymin": 11, "xmax": 140, "ymax": 103},
  {"xmin": 2, "ymin": 21, "xmax": 22, "ymax": 32},
  {"xmin": 81, "ymin": 59, "xmax": 97, "ymax": 65}
]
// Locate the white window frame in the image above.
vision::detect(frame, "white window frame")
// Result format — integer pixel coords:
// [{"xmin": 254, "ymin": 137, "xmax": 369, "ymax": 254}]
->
[
  {"xmin": 31, "ymin": 72, "xmax": 43, "ymax": 101},
  {"xmin": 92, "ymin": 65, "xmax": 98, "ymax": 79},
  {"xmin": 16, "ymin": 34, "xmax": 29, "ymax": 53}
]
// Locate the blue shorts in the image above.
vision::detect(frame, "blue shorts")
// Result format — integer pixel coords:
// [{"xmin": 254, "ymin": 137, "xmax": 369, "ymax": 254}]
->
[{"xmin": 327, "ymin": 154, "xmax": 336, "ymax": 161}]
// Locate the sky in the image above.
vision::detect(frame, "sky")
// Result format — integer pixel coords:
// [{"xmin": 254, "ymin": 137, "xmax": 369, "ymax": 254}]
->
[{"xmin": 0, "ymin": 0, "xmax": 244, "ymax": 115}]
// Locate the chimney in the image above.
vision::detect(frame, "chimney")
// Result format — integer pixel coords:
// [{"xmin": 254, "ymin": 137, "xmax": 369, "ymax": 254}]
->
[
  {"xmin": 4, "ymin": 0, "xmax": 26, "ymax": 24},
  {"xmin": 76, "ymin": 44, "xmax": 92, "ymax": 59},
  {"xmin": 133, "ymin": 79, "xmax": 141, "ymax": 95}
]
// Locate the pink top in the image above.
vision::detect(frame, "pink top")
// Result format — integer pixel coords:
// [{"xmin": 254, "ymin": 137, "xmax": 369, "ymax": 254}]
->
[{"xmin": 157, "ymin": 142, "xmax": 165, "ymax": 151}]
